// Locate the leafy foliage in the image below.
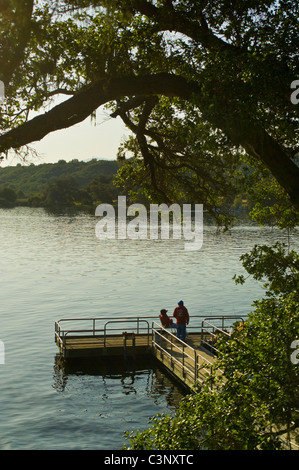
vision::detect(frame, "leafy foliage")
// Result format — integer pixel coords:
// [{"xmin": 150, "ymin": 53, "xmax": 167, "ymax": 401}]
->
[
  {"xmin": 114, "ymin": 97, "xmax": 245, "ymax": 227},
  {"xmin": 233, "ymin": 242, "xmax": 299, "ymax": 296},
  {"xmin": 0, "ymin": 186, "xmax": 17, "ymax": 206},
  {"xmin": 124, "ymin": 243, "xmax": 299, "ymax": 450},
  {"xmin": 0, "ymin": 0, "xmax": 298, "ymax": 208}
]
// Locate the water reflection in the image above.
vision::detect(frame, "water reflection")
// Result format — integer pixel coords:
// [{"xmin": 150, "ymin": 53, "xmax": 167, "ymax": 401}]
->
[
  {"xmin": 53, "ymin": 354, "xmax": 187, "ymax": 410},
  {"xmin": 2, "ymin": 207, "xmax": 297, "ymax": 449}
]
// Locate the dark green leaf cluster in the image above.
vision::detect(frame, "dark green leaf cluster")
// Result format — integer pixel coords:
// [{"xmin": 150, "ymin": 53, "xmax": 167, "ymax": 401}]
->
[{"xmin": 234, "ymin": 242, "xmax": 299, "ymax": 297}]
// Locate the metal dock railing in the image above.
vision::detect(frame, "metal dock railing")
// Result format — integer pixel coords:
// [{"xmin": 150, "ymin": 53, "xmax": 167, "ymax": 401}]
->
[{"xmin": 55, "ymin": 314, "xmax": 246, "ymax": 388}]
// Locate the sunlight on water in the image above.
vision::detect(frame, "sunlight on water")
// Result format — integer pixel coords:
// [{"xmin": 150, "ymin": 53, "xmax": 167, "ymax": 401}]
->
[{"xmin": 0, "ymin": 207, "xmax": 298, "ymax": 449}]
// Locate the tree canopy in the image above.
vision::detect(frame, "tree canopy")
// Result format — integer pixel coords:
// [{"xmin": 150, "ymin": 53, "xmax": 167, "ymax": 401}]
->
[
  {"xmin": 0, "ymin": 0, "xmax": 298, "ymax": 211},
  {"xmin": 1, "ymin": 2, "xmax": 298, "ymax": 449}
]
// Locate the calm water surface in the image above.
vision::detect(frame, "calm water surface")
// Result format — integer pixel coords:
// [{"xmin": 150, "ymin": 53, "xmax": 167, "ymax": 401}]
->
[{"xmin": 0, "ymin": 207, "xmax": 298, "ymax": 450}]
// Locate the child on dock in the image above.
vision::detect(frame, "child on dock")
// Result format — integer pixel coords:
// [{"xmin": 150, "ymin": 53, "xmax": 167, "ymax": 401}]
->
[{"xmin": 159, "ymin": 309, "xmax": 174, "ymax": 328}]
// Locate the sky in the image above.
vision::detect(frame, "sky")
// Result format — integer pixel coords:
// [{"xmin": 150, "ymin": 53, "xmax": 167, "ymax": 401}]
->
[{"xmin": 3, "ymin": 104, "xmax": 131, "ymax": 167}]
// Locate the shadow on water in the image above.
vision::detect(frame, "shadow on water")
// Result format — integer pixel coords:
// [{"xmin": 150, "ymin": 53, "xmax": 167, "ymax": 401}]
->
[{"xmin": 53, "ymin": 354, "xmax": 188, "ymax": 409}]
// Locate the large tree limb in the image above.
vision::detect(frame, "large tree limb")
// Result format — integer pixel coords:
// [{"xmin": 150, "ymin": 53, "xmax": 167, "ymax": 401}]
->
[
  {"xmin": 222, "ymin": 117, "xmax": 299, "ymax": 208},
  {"xmin": 0, "ymin": 73, "xmax": 195, "ymax": 150},
  {"xmin": 129, "ymin": 0, "xmax": 294, "ymax": 96},
  {"xmin": 128, "ymin": 0, "xmax": 238, "ymax": 52},
  {"xmin": 0, "ymin": 72, "xmax": 298, "ymax": 207}
]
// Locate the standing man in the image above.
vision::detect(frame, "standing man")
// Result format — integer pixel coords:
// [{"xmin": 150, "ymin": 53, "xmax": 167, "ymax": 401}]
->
[{"xmin": 173, "ymin": 300, "xmax": 189, "ymax": 342}]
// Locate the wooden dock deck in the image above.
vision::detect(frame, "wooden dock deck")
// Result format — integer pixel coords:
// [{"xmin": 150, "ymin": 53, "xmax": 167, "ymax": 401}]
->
[
  {"xmin": 55, "ymin": 315, "xmax": 243, "ymax": 390},
  {"xmin": 152, "ymin": 331, "xmax": 218, "ymax": 389},
  {"xmin": 57, "ymin": 332, "xmax": 152, "ymax": 358}
]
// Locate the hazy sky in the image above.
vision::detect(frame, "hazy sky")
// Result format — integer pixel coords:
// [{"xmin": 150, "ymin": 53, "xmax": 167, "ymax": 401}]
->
[{"xmin": 4, "ymin": 104, "xmax": 131, "ymax": 167}]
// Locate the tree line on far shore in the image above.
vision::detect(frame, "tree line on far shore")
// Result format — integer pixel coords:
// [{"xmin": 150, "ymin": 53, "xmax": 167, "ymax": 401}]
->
[
  {"xmin": 0, "ymin": 157, "xmax": 262, "ymax": 215},
  {"xmin": 0, "ymin": 158, "xmax": 121, "ymax": 209}
]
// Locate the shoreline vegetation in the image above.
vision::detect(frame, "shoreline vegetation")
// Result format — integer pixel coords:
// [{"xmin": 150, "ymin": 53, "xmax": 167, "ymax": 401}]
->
[
  {"xmin": 0, "ymin": 159, "xmax": 119, "ymax": 211},
  {"xmin": 0, "ymin": 158, "xmax": 253, "ymax": 214}
]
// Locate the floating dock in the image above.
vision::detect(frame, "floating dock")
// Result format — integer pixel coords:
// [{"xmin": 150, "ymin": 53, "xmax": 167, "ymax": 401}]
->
[
  {"xmin": 55, "ymin": 315, "xmax": 244, "ymax": 390},
  {"xmin": 55, "ymin": 314, "xmax": 299, "ymax": 449}
]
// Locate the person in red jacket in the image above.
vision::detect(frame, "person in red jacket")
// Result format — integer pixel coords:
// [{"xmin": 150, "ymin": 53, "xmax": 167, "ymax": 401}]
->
[
  {"xmin": 173, "ymin": 300, "xmax": 189, "ymax": 341},
  {"xmin": 159, "ymin": 309, "xmax": 173, "ymax": 328}
]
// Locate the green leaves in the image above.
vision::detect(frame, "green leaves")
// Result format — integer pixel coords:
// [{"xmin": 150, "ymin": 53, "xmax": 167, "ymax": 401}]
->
[
  {"xmin": 113, "ymin": 95, "xmax": 245, "ymax": 227},
  {"xmin": 124, "ymin": 241, "xmax": 299, "ymax": 450},
  {"xmin": 234, "ymin": 242, "xmax": 299, "ymax": 297},
  {"xmin": 0, "ymin": 0, "xmax": 299, "ymax": 207}
]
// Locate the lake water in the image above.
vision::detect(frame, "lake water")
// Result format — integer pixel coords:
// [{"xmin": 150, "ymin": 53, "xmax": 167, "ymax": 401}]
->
[{"xmin": 0, "ymin": 207, "xmax": 298, "ymax": 450}]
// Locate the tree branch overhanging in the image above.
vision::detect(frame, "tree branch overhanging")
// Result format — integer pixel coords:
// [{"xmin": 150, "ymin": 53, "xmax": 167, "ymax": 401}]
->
[
  {"xmin": 1, "ymin": 71, "xmax": 299, "ymax": 209},
  {"xmin": 128, "ymin": 0, "xmax": 240, "ymax": 52},
  {"xmin": 0, "ymin": 73, "xmax": 195, "ymax": 150}
]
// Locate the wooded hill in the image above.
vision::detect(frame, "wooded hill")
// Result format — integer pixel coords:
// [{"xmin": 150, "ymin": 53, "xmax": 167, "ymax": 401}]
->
[
  {"xmin": 0, "ymin": 159, "xmax": 119, "ymax": 196},
  {"xmin": 0, "ymin": 158, "xmax": 121, "ymax": 208}
]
